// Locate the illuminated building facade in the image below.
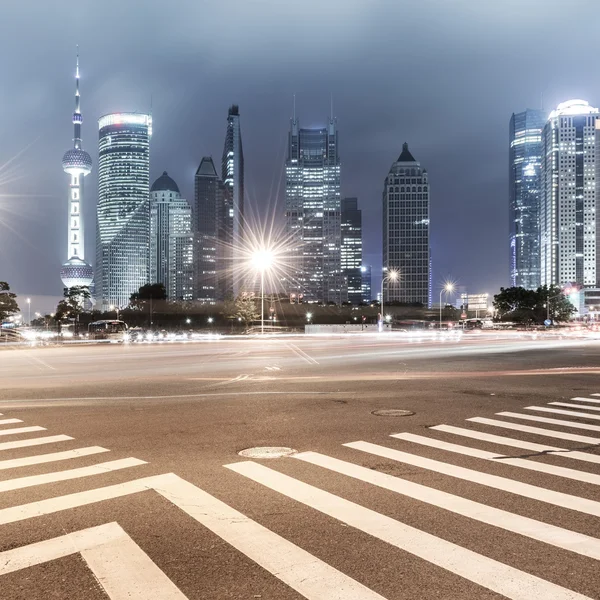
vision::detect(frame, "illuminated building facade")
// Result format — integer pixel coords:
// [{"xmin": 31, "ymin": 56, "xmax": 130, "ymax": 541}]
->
[
  {"xmin": 221, "ymin": 105, "xmax": 244, "ymax": 296},
  {"xmin": 540, "ymin": 100, "xmax": 599, "ymax": 296},
  {"xmin": 361, "ymin": 265, "xmax": 372, "ymax": 303},
  {"xmin": 341, "ymin": 197, "xmax": 363, "ymax": 304},
  {"xmin": 285, "ymin": 118, "xmax": 345, "ymax": 303},
  {"xmin": 382, "ymin": 143, "xmax": 431, "ymax": 306},
  {"xmin": 61, "ymin": 51, "xmax": 93, "ymax": 291},
  {"xmin": 96, "ymin": 113, "xmax": 152, "ymax": 309},
  {"xmin": 193, "ymin": 157, "xmax": 229, "ymax": 304},
  {"xmin": 149, "ymin": 172, "xmax": 193, "ymax": 301},
  {"xmin": 509, "ymin": 109, "xmax": 545, "ymax": 289}
]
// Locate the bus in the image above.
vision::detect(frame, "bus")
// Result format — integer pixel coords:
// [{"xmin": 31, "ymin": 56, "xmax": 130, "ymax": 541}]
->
[{"xmin": 88, "ymin": 320, "xmax": 128, "ymax": 342}]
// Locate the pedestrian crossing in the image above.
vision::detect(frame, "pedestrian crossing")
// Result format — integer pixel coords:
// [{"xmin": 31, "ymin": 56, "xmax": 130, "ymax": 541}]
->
[{"xmin": 2, "ymin": 395, "xmax": 600, "ymax": 598}]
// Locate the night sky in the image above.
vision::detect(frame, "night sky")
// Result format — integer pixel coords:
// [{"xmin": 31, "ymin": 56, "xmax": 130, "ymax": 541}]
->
[{"xmin": 2, "ymin": 0, "xmax": 600, "ymax": 313}]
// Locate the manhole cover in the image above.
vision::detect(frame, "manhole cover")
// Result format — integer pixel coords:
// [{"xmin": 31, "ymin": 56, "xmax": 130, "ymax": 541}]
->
[
  {"xmin": 371, "ymin": 409, "xmax": 415, "ymax": 417},
  {"xmin": 238, "ymin": 446, "xmax": 297, "ymax": 459}
]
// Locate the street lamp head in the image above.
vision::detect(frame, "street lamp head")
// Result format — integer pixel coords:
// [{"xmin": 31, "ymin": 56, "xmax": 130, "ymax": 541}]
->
[
  {"xmin": 26, "ymin": 298, "xmax": 31, "ymax": 304},
  {"xmin": 207, "ymin": 317, "xmax": 214, "ymax": 324},
  {"xmin": 251, "ymin": 249, "xmax": 274, "ymax": 272},
  {"xmin": 186, "ymin": 318, "xmax": 191, "ymax": 324},
  {"xmin": 306, "ymin": 312, "xmax": 312, "ymax": 321},
  {"xmin": 388, "ymin": 269, "xmax": 399, "ymax": 281},
  {"xmin": 444, "ymin": 282, "xmax": 455, "ymax": 293}
]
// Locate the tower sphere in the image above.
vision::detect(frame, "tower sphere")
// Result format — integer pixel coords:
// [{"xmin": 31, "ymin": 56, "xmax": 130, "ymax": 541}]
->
[
  {"xmin": 60, "ymin": 257, "xmax": 94, "ymax": 288},
  {"xmin": 62, "ymin": 148, "xmax": 92, "ymax": 175}
]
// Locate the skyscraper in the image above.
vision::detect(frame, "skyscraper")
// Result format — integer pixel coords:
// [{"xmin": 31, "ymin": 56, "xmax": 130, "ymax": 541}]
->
[
  {"xmin": 361, "ymin": 265, "xmax": 372, "ymax": 303},
  {"xmin": 192, "ymin": 157, "xmax": 228, "ymax": 304},
  {"xmin": 149, "ymin": 172, "xmax": 193, "ymax": 301},
  {"xmin": 341, "ymin": 197, "xmax": 363, "ymax": 304},
  {"xmin": 285, "ymin": 117, "xmax": 345, "ymax": 304},
  {"xmin": 382, "ymin": 143, "xmax": 431, "ymax": 306},
  {"xmin": 540, "ymin": 99, "xmax": 599, "ymax": 295},
  {"xmin": 96, "ymin": 113, "xmax": 152, "ymax": 309},
  {"xmin": 509, "ymin": 108, "xmax": 546, "ymax": 289},
  {"xmin": 222, "ymin": 105, "xmax": 244, "ymax": 296},
  {"xmin": 60, "ymin": 51, "xmax": 93, "ymax": 291}
]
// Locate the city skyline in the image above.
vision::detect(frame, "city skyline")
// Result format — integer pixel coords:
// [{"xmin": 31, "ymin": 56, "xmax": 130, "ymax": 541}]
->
[{"xmin": 3, "ymin": 1, "xmax": 600, "ymax": 312}]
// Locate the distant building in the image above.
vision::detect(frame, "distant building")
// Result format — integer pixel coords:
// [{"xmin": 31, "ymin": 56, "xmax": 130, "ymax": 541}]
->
[
  {"xmin": 221, "ymin": 105, "xmax": 244, "ymax": 296},
  {"xmin": 382, "ymin": 142, "xmax": 431, "ymax": 306},
  {"xmin": 285, "ymin": 117, "xmax": 345, "ymax": 303},
  {"xmin": 60, "ymin": 51, "xmax": 93, "ymax": 292},
  {"xmin": 149, "ymin": 172, "xmax": 193, "ymax": 301},
  {"xmin": 341, "ymin": 198, "xmax": 363, "ymax": 304},
  {"xmin": 361, "ymin": 265, "xmax": 372, "ymax": 303},
  {"xmin": 96, "ymin": 113, "xmax": 152, "ymax": 309},
  {"xmin": 540, "ymin": 100, "xmax": 599, "ymax": 299},
  {"xmin": 509, "ymin": 109, "xmax": 545, "ymax": 289},
  {"xmin": 192, "ymin": 157, "xmax": 229, "ymax": 304}
]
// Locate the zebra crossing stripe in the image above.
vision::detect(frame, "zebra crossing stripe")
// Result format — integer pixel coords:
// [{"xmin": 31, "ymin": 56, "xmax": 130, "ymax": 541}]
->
[
  {"xmin": 525, "ymin": 406, "xmax": 600, "ymax": 421},
  {"xmin": 294, "ymin": 451, "xmax": 600, "ymax": 560},
  {"xmin": 0, "ymin": 446, "xmax": 109, "ymax": 471},
  {"xmin": 344, "ymin": 441, "xmax": 600, "ymax": 517},
  {"xmin": 430, "ymin": 425, "xmax": 600, "ymax": 466},
  {"xmin": 225, "ymin": 461, "xmax": 593, "ymax": 600},
  {"xmin": 0, "ymin": 435, "xmax": 73, "ymax": 452},
  {"xmin": 467, "ymin": 417, "xmax": 600, "ymax": 444},
  {"xmin": 391, "ymin": 432, "xmax": 600, "ymax": 486},
  {"xmin": 0, "ymin": 457, "xmax": 146, "ymax": 493},
  {"xmin": 550, "ymin": 402, "xmax": 600, "ymax": 412},
  {"xmin": 0, "ymin": 426, "xmax": 45, "ymax": 437},
  {"xmin": 0, "ymin": 472, "xmax": 388, "ymax": 599},
  {"xmin": 0, "ymin": 522, "xmax": 188, "ymax": 599},
  {"xmin": 497, "ymin": 412, "xmax": 600, "ymax": 432},
  {"xmin": 0, "ymin": 419, "xmax": 23, "ymax": 426},
  {"xmin": 570, "ymin": 397, "xmax": 600, "ymax": 404}
]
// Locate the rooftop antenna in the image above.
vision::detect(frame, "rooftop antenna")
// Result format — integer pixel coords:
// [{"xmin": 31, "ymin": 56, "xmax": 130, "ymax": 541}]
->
[
  {"xmin": 540, "ymin": 91, "xmax": 544, "ymax": 111},
  {"xmin": 330, "ymin": 92, "xmax": 333, "ymax": 121},
  {"xmin": 293, "ymin": 93, "xmax": 296, "ymax": 121}
]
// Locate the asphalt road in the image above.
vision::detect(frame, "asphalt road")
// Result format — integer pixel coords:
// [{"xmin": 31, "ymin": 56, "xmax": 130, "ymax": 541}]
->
[{"xmin": 1, "ymin": 332, "xmax": 600, "ymax": 599}]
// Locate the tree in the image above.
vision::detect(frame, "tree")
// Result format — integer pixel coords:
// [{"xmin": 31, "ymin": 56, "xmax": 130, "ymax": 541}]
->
[
  {"xmin": 493, "ymin": 285, "xmax": 576, "ymax": 324},
  {"xmin": 55, "ymin": 286, "xmax": 91, "ymax": 333},
  {"xmin": 130, "ymin": 283, "xmax": 167, "ymax": 309},
  {"xmin": 0, "ymin": 282, "xmax": 19, "ymax": 322},
  {"xmin": 234, "ymin": 294, "xmax": 259, "ymax": 327}
]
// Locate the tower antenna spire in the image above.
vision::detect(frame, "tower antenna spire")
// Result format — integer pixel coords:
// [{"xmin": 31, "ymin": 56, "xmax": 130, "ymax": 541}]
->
[
  {"xmin": 330, "ymin": 92, "xmax": 333, "ymax": 121},
  {"xmin": 293, "ymin": 93, "xmax": 296, "ymax": 121}
]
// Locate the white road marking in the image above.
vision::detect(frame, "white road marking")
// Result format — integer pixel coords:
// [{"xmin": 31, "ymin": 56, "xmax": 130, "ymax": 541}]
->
[
  {"xmin": 431, "ymin": 424, "xmax": 600, "ymax": 466},
  {"xmin": 550, "ymin": 402, "xmax": 600, "ymax": 412},
  {"xmin": 497, "ymin": 412, "xmax": 600, "ymax": 432},
  {"xmin": 391, "ymin": 432, "xmax": 600, "ymax": 486},
  {"xmin": 0, "ymin": 457, "xmax": 146, "ymax": 493},
  {"xmin": 526, "ymin": 406, "xmax": 600, "ymax": 421},
  {"xmin": 467, "ymin": 417, "xmax": 600, "ymax": 444},
  {"xmin": 287, "ymin": 343, "xmax": 319, "ymax": 365},
  {"xmin": 0, "ymin": 473, "xmax": 388, "ymax": 599},
  {"xmin": 571, "ymin": 397, "xmax": 600, "ymax": 404},
  {"xmin": 0, "ymin": 434, "xmax": 73, "ymax": 452},
  {"xmin": 0, "ymin": 419, "xmax": 22, "ymax": 426},
  {"xmin": 295, "ymin": 451, "xmax": 600, "ymax": 560},
  {"xmin": 345, "ymin": 441, "xmax": 600, "ymax": 518},
  {"xmin": 225, "ymin": 461, "xmax": 592, "ymax": 600},
  {"xmin": 0, "ymin": 446, "xmax": 109, "ymax": 471},
  {"xmin": 0, "ymin": 426, "xmax": 46, "ymax": 437},
  {"xmin": 0, "ymin": 522, "xmax": 188, "ymax": 599}
]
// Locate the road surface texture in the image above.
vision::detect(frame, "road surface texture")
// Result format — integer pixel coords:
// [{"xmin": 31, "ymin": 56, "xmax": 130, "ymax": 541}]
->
[{"xmin": 1, "ymin": 331, "xmax": 600, "ymax": 599}]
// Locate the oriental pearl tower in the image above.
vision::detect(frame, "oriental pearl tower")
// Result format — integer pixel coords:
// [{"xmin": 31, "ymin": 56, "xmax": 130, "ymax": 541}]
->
[{"xmin": 60, "ymin": 49, "xmax": 93, "ymax": 290}]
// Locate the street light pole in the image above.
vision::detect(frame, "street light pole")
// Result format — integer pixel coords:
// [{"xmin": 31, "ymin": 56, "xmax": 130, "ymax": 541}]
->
[
  {"xmin": 26, "ymin": 298, "xmax": 31, "ymax": 326},
  {"xmin": 261, "ymin": 270, "xmax": 265, "ymax": 336},
  {"xmin": 439, "ymin": 283, "xmax": 454, "ymax": 329},
  {"xmin": 380, "ymin": 269, "xmax": 399, "ymax": 332}
]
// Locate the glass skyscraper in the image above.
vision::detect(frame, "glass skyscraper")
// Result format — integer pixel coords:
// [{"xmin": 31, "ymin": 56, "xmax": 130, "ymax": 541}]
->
[
  {"xmin": 341, "ymin": 197, "xmax": 363, "ymax": 304},
  {"xmin": 149, "ymin": 172, "xmax": 193, "ymax": 301},
  {"xmin": 541, "ymin": 100, "xmax": 599, "ymax": 296},
  {"xmin": 382, "ymin": 143, "xmax": 431, "ymax": 306},
  {"xmin": 285, "ymin": 117, "xmax": 345, "ymax": 304},
  {"xmin": 96, "ymin": 113, "xmax": 152, "ymax": 309},
  {"xmin": 509, "ymin": 108, "xmax": 545, "ymax": 289},
  {"xmin": 222, "ymin": 105, "xmax": 244, "ymax": 296}
]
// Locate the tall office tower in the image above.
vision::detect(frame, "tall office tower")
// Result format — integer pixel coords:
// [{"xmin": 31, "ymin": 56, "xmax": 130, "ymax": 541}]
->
[
  {"xmin": 193, "ymin": 157, "xmax": 229, "ymax": 304},
  {"xmin": 341, "ymin": 197, "xmax": 363, "ymax": 304},
  {"xmin": 361, "ymin": 265, "xmax": 372, "ymax": 303},
  {"xmin": 509, "ymin": 109, "xmax": 546, "ymax": 289},
  {"xmin": 222, "ymin": 105, "xmax": 244, "ymax": 296},
  {"xmin": 149, "ymin": 172, "xmax": 193, "ymax": 301},
  {"xmin": 382, "ymin": 143, "xmax": 431, "ymax": 306},
  {"xmin": 285, "ymin": 117, "xmax": 345, "ymax": 303},
  {"xmin": 96, "ymin": 113, "xmax": 152, "ymax": 309},
  {"xmin": 60, "ymin": 51, "xmax": 93, "ymax": 291},
  {"xmin": 541, "ymin": 99, "xmax": 599, "ymax": 295}
]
